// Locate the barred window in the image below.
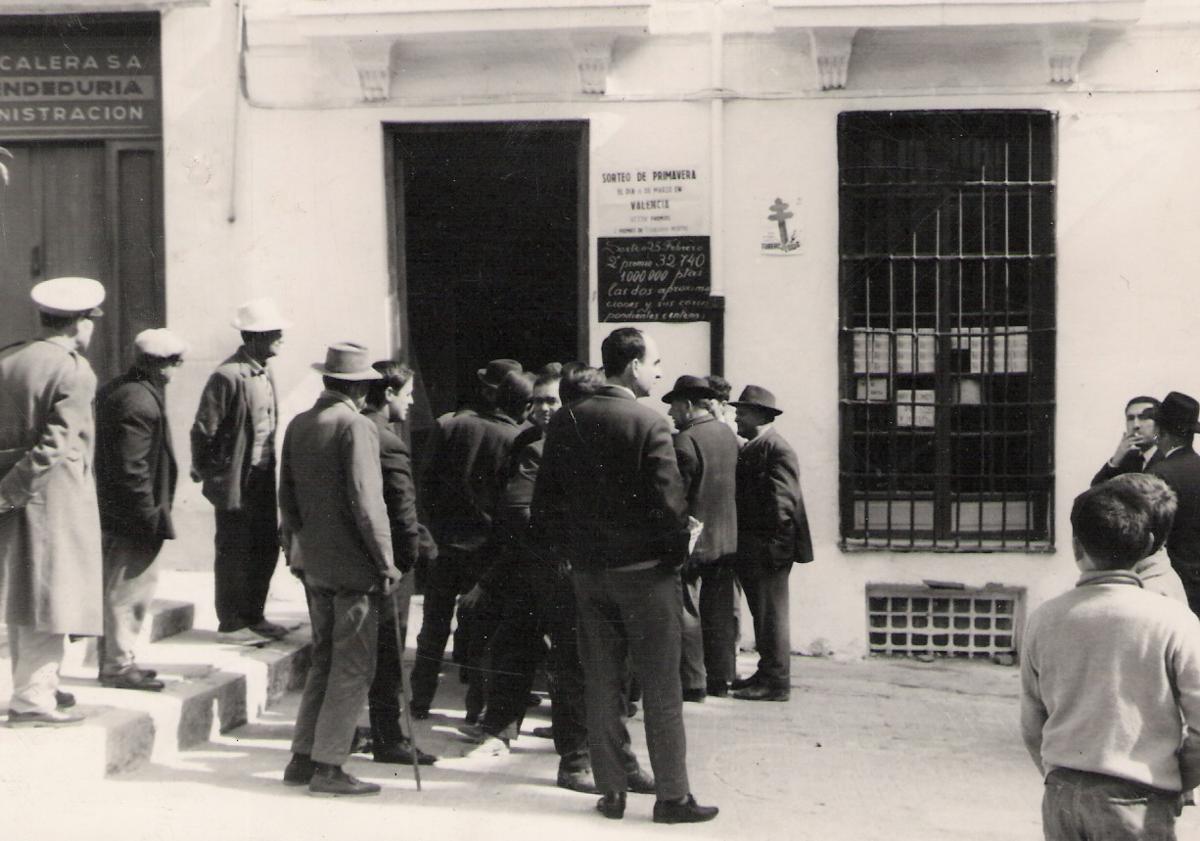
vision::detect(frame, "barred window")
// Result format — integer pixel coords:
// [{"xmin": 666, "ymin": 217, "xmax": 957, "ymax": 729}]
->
[{"xmin": 838, "ymin": 111, "xmax": 1056, "ymax": 551}]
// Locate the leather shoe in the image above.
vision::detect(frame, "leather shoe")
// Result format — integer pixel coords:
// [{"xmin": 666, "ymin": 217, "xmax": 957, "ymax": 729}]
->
[
  {"xmin": 682, "ymin": 687, "xmax": 706, "ymax": 703},
  {"xmin": 55, "ymin": 690, "xmax": 76, "ymax": 709},
  {"xmin": 627, "ymin": 767, "xmax": 656, "ymax": 794},
  {"xmin": 7, "ymin": 708, "xmax": 85, "ymax": 728},
  {"xmin": 410, "ymin": 706, "xmax": 430, "ymax": 720},
  {"xmin": 596, "ymin": 792, "xmax": 626, "ymax": 820},
  {"xmin": 100, "ymin": 669, "xmax": 165, "ymax": 692},
  {"xmin": 308, "ymin": 763, "xmax": 380, "ymax": 796},
  {"xmin": 283, "ymin": 753, "xmax": 316, "ymax": 786},
  {"xmin": 706, "ymin": 680, "xmax": 729, "ymax": 698},
  {"xmin": 530, "ymin": 725, "xmax": 554, "ymax": 739},
  {"xmin": 732, "ymin": 684, "xmax": 790, "ymax": 702},
  {"xmin": 557, "ymin": 768, "xmax": 599, "ymax": 794},
  {"xmin": 373, "ymin": 740, "xmax": 437, "ymax": 766},
  {"xmin": 653, "ymin": 794, "xmax": 719, "ymax": 824},
  {"xmin": 730, "ymin": 673, "xmax": 761, "ymax": 691},
  {"xmin": 525, "ymin": 693, "xmax": 543, "ymax": 708}
]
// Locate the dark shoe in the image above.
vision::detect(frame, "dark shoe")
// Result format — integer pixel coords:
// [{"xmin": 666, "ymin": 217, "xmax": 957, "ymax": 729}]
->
[
  {"xmin": 653, "ymin": 794, "xmax": 719, "ymax": 824},
  {"xmin": 624, "ymin": 701, "xmax": 639, "ymax": 718},
  {"xmin": 732, "ymin": 684, "xmax": 790, "ymax": 702},
  {"xmin": 596, "ymin": 792, "xmax": 626, "ymax": 820},
  {"xmin": 530, "ymin": 725, "xmax": 554, "ymax": 739},
  {"xmin": 682, "ymin": 687, "xmax": 707, "ymax": 703},
  {"xmin": 730, "ymin": 673, "xmax": 761, "ymax": 691},
  {"xmin": 100, "ymin": 669, "xmax": 165, "ymax": 692},
  {"xmin": 374, "ymin": 740, "xmax": 437, "ymax": 766},
  {"xmin": 283, "ymin": 753, "xmax": 316, "ymax": 786},
  {"xmin": 410, "ymin": 706, "xmax": 430, "ymax": 720},
  {"xmin": 7, "ymin": 709, "xmax": 85, "ymax": 728},
  {"xmin": 557, "ymin": 768, "xmax": 599, "ymax": 794},
  {"xmin": 308, "ymin": 763, "xmax": 380, "ymax": 796},
  {"xmin": 525, "ymin": 693, "xmax": 543, "ymax": 708},
  {"xmin": 55, "ymin": 690, "xmax": 76, "ymax": 709},
  {"xmin": 464, "ymin": 710, "xmax": 480, "ymax": 726},
  {"xmin": 627, "ymin": 767, "xmax": 656, "ymax": 794},
  {"xmin": 249, "ymin": 619, "xmax": 290, "ymax": 640},
  {"xmin": 706, "ymin": 680, "xmax": 729, "ymax": 698}
]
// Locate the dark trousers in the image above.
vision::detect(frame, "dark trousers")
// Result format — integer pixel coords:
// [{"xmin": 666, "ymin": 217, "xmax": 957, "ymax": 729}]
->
[
  {"xmin": 100, "ymin": 532, "xmax": 165, "ymax": 676},
  {"xmin": 292, "ymin": 581, "xmax": 379, "ymax": 767},
  {"xmin": 1042, "ymin": 768, "xmax": 1180, "ymax": 841},
  {"xmin": 735, "ymin": 559, "xmax": 792, "ymax": 688},
  {"xmin": 573, "ymin": 566, "xmax": 690, "ymax": 801},
  {"xmin": 680, "ymin": 564, "xmax": 738, "ymax": 690},
  {"xmin": 214, "ymin": 467, "xmax": 279, "ymax": 632},
  {"xmin": 368, "ymin": 573, "xmax": 415, "ymax": 747},
  {"xmin": 410, "ymin": 547, "xmax": 487, "ymax": 712}
]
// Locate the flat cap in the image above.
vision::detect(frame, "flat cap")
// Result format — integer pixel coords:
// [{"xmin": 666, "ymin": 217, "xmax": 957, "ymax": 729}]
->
[
  {"xmin": 31, "ymin": 276, "xmax": 105, "ymax": 317},
  {"xmin": 134, "ymin": 328, "xmax": 187, "ymax": 359}
]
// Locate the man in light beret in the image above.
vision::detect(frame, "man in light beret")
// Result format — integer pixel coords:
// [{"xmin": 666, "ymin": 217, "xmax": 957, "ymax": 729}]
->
[
  {"xmin": 94, "ymin": 328, "xmax": 188, "ymax": 692},
  {"xmin": 0, "ymin": 277, "xmax": 105, "ymax": 726}
]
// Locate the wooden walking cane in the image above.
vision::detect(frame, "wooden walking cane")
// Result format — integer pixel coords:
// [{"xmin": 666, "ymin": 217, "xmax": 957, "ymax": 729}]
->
[{"xmin": 389, "ymin": 584, "xmax": 423, "ymax": 791}]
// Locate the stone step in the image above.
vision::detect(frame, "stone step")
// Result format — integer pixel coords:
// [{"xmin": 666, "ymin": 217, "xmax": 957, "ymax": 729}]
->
[{"xmin": 148, "ymin": 599, "xmax": 195, "ymax": 642}]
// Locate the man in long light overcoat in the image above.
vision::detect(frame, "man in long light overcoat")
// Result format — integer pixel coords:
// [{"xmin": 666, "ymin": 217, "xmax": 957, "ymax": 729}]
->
[{"xmin": 0, "ymin": 277, "xmax": 106, "ymax": 726}]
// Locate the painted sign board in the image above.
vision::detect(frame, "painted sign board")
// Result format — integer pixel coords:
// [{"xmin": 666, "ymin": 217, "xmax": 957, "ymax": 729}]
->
[{"xmin": 598, "ymin": 236, "xmax": 711, "ymax": 323}]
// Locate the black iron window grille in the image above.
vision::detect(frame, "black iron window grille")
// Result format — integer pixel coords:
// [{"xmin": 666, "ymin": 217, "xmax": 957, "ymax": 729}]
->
[{"xmin": 838, "ymin": 111, "xmax": 1056, "ymax": 551}]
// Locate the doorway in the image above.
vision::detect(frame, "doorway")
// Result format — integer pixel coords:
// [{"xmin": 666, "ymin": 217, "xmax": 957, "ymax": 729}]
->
[{"xmin": 388, "ymin": 121, "xmax": 588, "ymax": 428}]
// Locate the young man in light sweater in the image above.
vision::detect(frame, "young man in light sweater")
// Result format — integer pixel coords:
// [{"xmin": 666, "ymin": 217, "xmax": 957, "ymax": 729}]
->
[{"xmin": 1020, "ymin": 481, "xmax": 1200, "ymax": 840}]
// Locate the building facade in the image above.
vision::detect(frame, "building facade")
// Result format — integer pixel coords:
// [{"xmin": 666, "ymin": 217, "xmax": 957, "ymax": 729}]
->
[{"xmin": 1, "ymin": 0, "xmax": 1197, "ymax": 655}]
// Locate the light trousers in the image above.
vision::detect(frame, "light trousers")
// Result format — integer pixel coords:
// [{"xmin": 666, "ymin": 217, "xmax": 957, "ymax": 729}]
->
[{"xmin": 8, "ymin": 625, "xmax": 65, "ymax": 714}]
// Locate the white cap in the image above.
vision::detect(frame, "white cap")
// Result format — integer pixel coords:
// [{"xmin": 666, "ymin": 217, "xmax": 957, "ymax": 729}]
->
[
  {"xmin": 31, "ymin": 276, "xmax": 105, "ymax": 317},
  {"xmin": 134, "ymin": 328, "xmax": 187, "ymax": 359},
  {"xmin": 231, "ymin": 298, "xmax": 290, "ymax": 332}
]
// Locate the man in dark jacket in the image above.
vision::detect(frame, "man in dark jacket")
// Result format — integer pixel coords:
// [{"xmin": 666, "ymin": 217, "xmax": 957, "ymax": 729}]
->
[
  {"xmin": 1149, "ymin": 391, "xmax": 1200, "ymax": 616},
  {"xmin": 665, "ymin": 375, "xmax": 739, "ymax": 701},
  {"xmin": 534, "ymin": 328, "xmax": 718, "ymax": 825},
  {"xmin": 409, "ymin": 359, "xmax": 526, "ymax": 717},
  {"xmin": 1091, "ymin": 396, "xmax": 1161, "ymax": 486},
  {"xmin": 95, "ymin": 329, "xmax": 186, "ymax": 692},
  {"xmin": 729, "ymin": 385, "xmax": 813, "ymax": 702},
  {"xmin": 190, "ymin": 298, "xmax": 289, "ymax": 644}
]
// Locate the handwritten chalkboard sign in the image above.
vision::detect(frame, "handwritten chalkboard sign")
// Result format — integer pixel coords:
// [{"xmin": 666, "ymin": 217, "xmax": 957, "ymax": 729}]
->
[{"xmin": 598, "ymin": 236, "xmax": 711, "ymax": 323}]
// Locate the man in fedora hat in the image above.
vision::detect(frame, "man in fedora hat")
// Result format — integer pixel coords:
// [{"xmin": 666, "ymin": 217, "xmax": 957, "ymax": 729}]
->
[
  {"xmin": 534, "ymin": 328, "xmax": 718, "ymax": 824},
  {"xmin": 1091, "ymin": 396, "xmax": 1163, "ymax": 487},
  {"xmin": 728, "ymin": 385, "xmax": 813, "ymax": 702},
  {"xmin": 0, "ymin": 277, "xmax": 105, "ymax": 726},
  {"xmin": 190, "ymin": 298, "xmax": 291, "ymax": 644},
  {"xmin": 279, "ymin": 343, "xmax": 402, "ymax": 796},
  {"xmin": 664, "ymin": 375, "xmax": 739, "ymax": 701},
  {"xmin": 1149, "ymin": 391, "xmax": 1200, "ymax": 615},
  {"xmin": 95, "ymin": 328, "xmax": 188, "ymax": 692},
  {"xmin": 409, "ymin": 358, "xmax": 527, "ymax": 718}
]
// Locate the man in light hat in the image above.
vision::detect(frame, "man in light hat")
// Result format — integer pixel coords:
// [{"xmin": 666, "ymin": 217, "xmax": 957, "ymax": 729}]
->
[
  {"xmin": 190, "ymin": 298, "xmax": 290, "ymax": 644},
  {"xmin": 279, "ymin": 343, "xmax": 402, "ymax": 796},
  {"xmin": 0, "ymin": 277, "xmax": 105, "ymax": 726},
  {"xmin": 728, "ymin": 385, "xmax": 813, "ymax": 702},
  {"xmin": 94, "ymin": 328, "xmax": 187, "ymax": 692},
  {"xmin": 1149, "ymin": 391, "xmax": 1200, "ymax": 616}
]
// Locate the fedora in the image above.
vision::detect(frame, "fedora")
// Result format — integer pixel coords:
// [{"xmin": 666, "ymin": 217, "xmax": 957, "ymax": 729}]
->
[
  {"xmin": 1157, "ymin": 391, "xmax": 1200, "ymax": 434},
  {"xmin": 661, "ymin": 375, "xmax": 717, "ymax": 404},
  {"xmin": 31, "ymin": 276, "xmax": 105, "ymax": 318},
  {"xmin": 728, "ymin": 384, "xmax": 783, "ymax": 417},
  {"xmin": 477, "ymin": 359, "xmax": 523, "ymax": 387},
  {"xmin": 311, "ymin": 343, "xmax": 383, "ymax": 381},
  {"xmin": 231, "ymin": 298, "xmax": 290, "ymax": 333}
]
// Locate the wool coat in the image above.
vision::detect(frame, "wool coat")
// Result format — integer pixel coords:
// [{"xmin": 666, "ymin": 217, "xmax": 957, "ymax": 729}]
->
[
  {"xmin": 673, "ymin": 414, "xmax": 738, "ymax": 565},
  {"xmin": 735, "ymin": 426, "xmax": 814, "ymax": 566},
  {"xmin": 1150, "ymin": 446, "xmax": 1200, "ymax": 574},
  {"xmin": 363, "ymin": 407, "xmax": 436, "ymax": 573},
  {"xmin": 0, "ymin": 337, "xmax": 103, "ymax": 634}
]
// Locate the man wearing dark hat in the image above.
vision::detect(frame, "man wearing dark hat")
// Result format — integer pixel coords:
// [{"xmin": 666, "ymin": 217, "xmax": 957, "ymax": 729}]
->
[
  {"xmin": 0, "ymin": 277, "xmax": 105, "ymax": 726},
  {"xmin": 95, "ymin": 328, "xmax": 188, "ymax": 692},
  {"xmin": 664, "ymin": 375, "xmax": 739, "ymax": 700},
  {"xmin": 279, "ymin": 343, "xmax": 402, "ymax": 796},
  {"xmin": 1149, "ymin": 391, "xmax": 1200, "ymax": 615},
  {"xmin": 190, "ymin": 298, "xmax": 291, "ymax": 644},
  {"xmin": 534, "ymin": 328, "xmax": 718, "ymax": 824},
  {"xmin": 1091, "ymin": 396, "xmax": 1162, "ymax": 487},
  {"xmin": 729, "ymin": 385, "xmax": 813, "ymax": 702},
  {"xmin": 410, "ymin": 358, "xmax": 527, "ymax": 718}
]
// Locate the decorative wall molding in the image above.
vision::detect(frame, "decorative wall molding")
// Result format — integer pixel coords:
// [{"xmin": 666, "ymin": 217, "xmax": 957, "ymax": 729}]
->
[
  {"xmin": 571, "ymin": 35, "xmax": 615, "ymax": 95},
  {"xmin": 808, "ymin": 27, "xmax": 856, "ymax": 91},
  {"xmin": 347, "ymin": 39, "xmax": 394, "ymax": 102},
  {"xmin": 1040, "ymin": 24, "xmax": 1091, "ymax": 84}
]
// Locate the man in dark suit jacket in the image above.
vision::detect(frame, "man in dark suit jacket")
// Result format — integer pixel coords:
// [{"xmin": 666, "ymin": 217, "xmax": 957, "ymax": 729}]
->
[
  {"xmin": 94, "ymin": 329, "xmax": 186, "ymax": 692},
  {"xmin": 1091, "ymin": 396, "xmax": 1162, "ymax": 486},
  {"xmin": 664, "ymin": 375, "xmax": 739, "ymax": 701},
  {"xmin": 730, "ymin": 385, "xmax": 813, "ymax": 703},
  {"xmin": 279, "ymin": 343, "xmax": 402, "ymax": 797},
  {"xmin": 1148, "ymin": 391, "xmax": 1200, "ymax": 616},
  {"xmin": 533, "ymin": 328, "xmax": 718, "ymax": 825}
]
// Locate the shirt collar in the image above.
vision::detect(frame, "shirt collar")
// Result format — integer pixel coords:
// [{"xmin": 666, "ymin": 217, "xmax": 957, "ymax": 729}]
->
[
  {"xmin": 1164, "ymin": 445, "xmax": 1185, "ymax": 460},
  {"xmin": 1075, "ymin": 569, "xmax": 1143, "ymax": 589},
  {"xmin": 319, "ymin": 389, "xmax": 361, "ymax": 414},
  {"xmin": 237, "ymin": 345, "xmax": 267, "ymax": 376}
]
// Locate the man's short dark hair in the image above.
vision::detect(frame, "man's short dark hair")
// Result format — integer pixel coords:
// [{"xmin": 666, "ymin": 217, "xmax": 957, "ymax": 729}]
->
[
  {"xmin": 365, "ymin": 360, "xmax": 414, "ymax": 409},
  {"xmin": 601, "ymin": 328, "xmax": 646, "ymax": 378},
  {"xmin": 706, "ymin": 375, "xmax": 732, "ymax": 403},
  {"xmin": 322, "ymin": 376, "xmax": 370, "ymax": 398},
  {"xmin": 241, "ymin": 329, "xmax": 282, "ymax": 345},
  {"xmin": 497, "ymin": 370, "xmax": 535, "ymax": 420},
  {"xmin": 38, "ymin": 311, "xmax": 84, "ymax": 331},
  {"xmin": 560, "ymin": 362, "xmax": 605, "ymax": 403},
  {"xmin": 1125, "ymin": 395, "xmax": 1160, "ymax": 413},
  {"xmin": 1107, "ymin": 473, "xmax": 1178, "ymax": 557},
  {"xmin": 1070, "ymin": 482, "xmax": 1155, "ymax": 570},
  {"xmin": 534, "ymin": 363, "xmax": 563, "ymax": 390}
]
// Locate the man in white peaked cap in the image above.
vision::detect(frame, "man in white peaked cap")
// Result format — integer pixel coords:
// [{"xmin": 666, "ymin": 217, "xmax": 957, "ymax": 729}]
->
[
  {"xmin": 0, "ymin": 277, "xmax": 105, "ymax": 726},
  {"xmin": 190, "ymin": 298, "xmax": 291, "ymax": 644}
]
